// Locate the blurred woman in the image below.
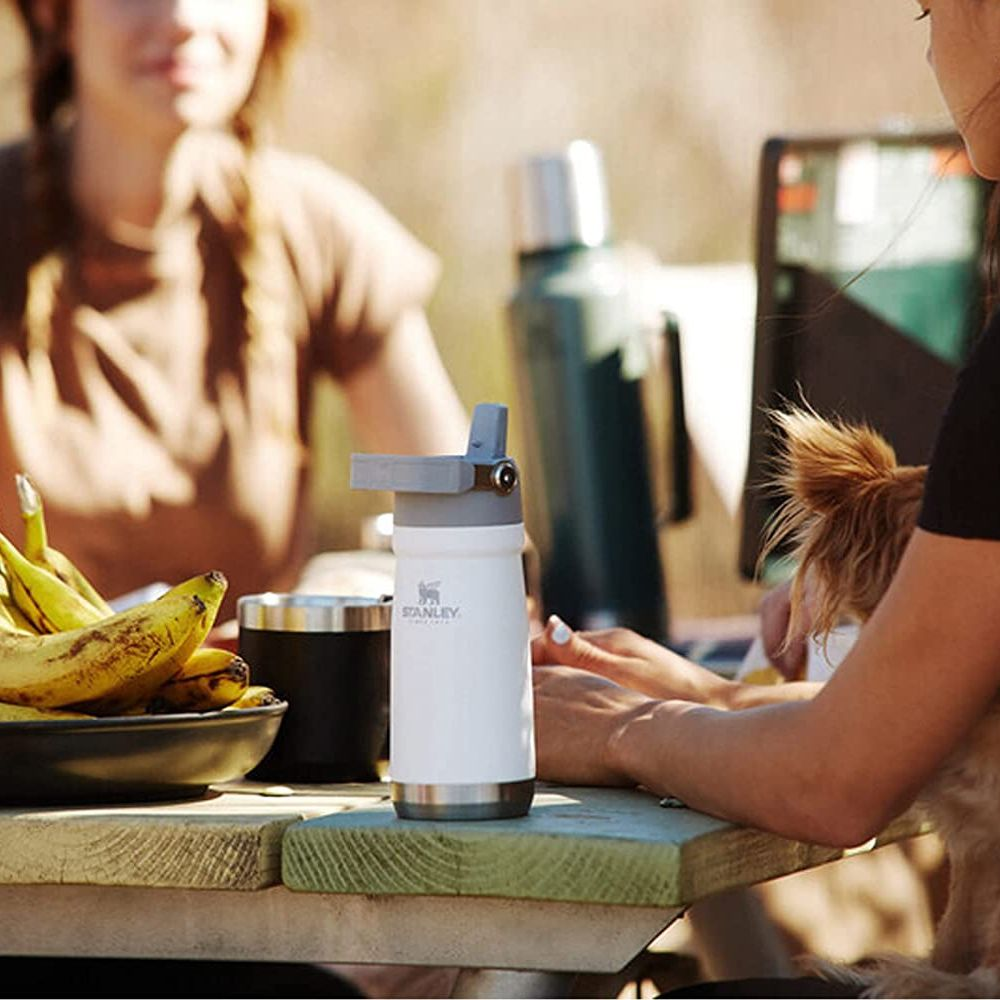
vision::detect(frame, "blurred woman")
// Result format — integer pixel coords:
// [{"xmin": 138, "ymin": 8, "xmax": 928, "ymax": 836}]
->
[{"xmin": 1, "ymin": 0, "xmax": 467, "ymax": 616}]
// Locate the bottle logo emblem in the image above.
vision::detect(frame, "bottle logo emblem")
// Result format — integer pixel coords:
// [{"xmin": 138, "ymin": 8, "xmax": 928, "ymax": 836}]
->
[{"xmin": 402, "ymin": 580, "xmax": 460, "ymax": 623}]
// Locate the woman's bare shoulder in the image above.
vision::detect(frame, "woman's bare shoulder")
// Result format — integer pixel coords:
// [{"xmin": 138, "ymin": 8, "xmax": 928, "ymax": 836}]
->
[
  {"xmin": 252, "ymin": 145, "xmax": 437, "ymax": 316},
  {"xmin": 255, "ymin": 146, "xmax": 393, "ymax": 232}
]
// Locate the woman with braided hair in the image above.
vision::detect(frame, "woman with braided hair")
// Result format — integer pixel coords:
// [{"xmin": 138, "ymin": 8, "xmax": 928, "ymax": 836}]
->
[
  {"xmin": 0, "ymin": 0, "xmax": 469, "ymax": 995},
  {"xmin": 1, "ymin": 0, "xmax": 467, "ymax": 620}
]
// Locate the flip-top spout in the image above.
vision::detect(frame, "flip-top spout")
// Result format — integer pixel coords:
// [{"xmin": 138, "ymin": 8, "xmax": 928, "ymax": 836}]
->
[
  {"xmin": 350, "ymin": 403, "xmax": 522, "ymax": 529},
  {"xmin": 464, "ymin": 404, "xmax": 508, "ymax": 463}
]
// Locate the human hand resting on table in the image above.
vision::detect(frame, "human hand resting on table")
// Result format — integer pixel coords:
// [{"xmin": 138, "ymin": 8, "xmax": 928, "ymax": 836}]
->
[
  {"xmin": 532, "ymin": 660, "xmax": 653, "ymax": 786},
  {"xmin": 530, "ymin": 615, "xmax": 733, "ymax": 707},
  {"xmin": 531, "ymin": 616, "xmax": 722, "ymax": 786}
]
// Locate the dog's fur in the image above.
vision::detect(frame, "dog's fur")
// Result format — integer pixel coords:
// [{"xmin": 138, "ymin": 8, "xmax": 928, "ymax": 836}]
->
[{"xmin": 763, "ymin": 407, "xmax": 1000, "ymax": 999}]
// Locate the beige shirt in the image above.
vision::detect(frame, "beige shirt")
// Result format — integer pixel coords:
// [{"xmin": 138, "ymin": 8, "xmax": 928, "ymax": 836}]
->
[{"xmin": 0, "ymin": 134, "xmax": 439, "ymax": 615}]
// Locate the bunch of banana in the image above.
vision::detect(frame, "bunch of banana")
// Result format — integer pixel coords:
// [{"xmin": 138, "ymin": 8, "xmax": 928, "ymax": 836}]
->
[
  {"xmin": 0, "ymin": 474, "xmax": 282, "ymax": 719},
  {"xmin": 0, "ymin": 581, "xmax": 214, "ymax": 708}
]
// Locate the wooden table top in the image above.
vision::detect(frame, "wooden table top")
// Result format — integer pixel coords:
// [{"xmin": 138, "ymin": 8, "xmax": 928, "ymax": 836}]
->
[{"xmin": 0, "ymin": 781, "xmax": 926, "ymax": 906}]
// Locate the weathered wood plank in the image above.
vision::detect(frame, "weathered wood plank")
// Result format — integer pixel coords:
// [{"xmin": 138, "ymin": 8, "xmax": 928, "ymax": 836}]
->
[
  {"xmin": 282, "ymin": 785, "xmax": 928, "ymax": 907},
  {"xmin": 0, "ymin": 883, "xmax": 679, "ymax": 972},
  {"xmin": 0, "ymin": 788, "xmax": 385, "ymax": 890}
]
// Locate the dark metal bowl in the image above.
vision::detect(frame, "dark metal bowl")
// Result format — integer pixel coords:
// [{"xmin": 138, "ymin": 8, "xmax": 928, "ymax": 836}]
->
[{"xmin": 0, "ymin": 702, "xmax": 287, "ymax": 805}]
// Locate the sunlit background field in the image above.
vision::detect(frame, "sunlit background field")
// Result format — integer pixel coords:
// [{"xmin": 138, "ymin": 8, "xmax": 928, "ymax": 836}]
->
[{"xmin": 0, "ymin": 0, "xmax": 950, "ymax": 622}]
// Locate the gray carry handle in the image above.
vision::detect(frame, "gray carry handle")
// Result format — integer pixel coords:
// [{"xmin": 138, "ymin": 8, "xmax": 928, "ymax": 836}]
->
[
  {"xmin": 350, "ymin": 455, "xmax": 474, "ymax": 494},
  {"xmin": 350, "ymin": 403, "xmax": 510, "ymax": 495}
]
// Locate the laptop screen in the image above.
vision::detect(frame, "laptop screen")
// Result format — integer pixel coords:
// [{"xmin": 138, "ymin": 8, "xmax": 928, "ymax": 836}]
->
[{"xmin": 738, "ymin": 131, "xmax": 991, "ymax": 581}]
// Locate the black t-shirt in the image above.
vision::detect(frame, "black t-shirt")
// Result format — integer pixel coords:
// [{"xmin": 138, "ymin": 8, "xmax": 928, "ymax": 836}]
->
[{"xmin": 919, "ymin": 308, "xmax": 1000, "ymax": 539}]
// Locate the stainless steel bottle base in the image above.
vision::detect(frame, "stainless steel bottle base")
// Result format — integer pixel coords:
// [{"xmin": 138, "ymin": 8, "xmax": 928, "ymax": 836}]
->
[{"xmin": 392, "ymin": 778, "xmax": 534, "ymax": 820}]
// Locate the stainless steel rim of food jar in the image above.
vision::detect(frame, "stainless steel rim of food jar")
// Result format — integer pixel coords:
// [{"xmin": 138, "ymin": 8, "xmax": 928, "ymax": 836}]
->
[
  {"xmin": 391, "ymin": 779, "xmax": 534, "ymax": 820},
  {"xmin": 237, "ymin": 594, "xmax": 392, "ymax": 633}
]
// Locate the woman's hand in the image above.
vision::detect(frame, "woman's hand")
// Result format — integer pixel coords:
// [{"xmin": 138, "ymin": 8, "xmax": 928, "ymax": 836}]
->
[
  {"xmin": 531, "ymin": 615, "xmax": 735, "ymax": 708},
  {"xmin": 758, "ymin": 580, "xmax": 803, "ymax": 680},
  {"xmin": 759, "ymin": 577, "xmax": 823, "ymax": 682},
  {"xmin": 533, "ymin": 663, "xmax": 652, "ymax": 787}
]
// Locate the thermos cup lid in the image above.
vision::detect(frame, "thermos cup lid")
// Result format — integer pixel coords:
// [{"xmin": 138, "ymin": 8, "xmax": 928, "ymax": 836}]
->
[
  {"xmin": 509, "ymin": 139, "xmax": 612, "ymax": 255},
  {"xmin": 237, "ymin": 593, "xmax": 392, "ymax": 633}
]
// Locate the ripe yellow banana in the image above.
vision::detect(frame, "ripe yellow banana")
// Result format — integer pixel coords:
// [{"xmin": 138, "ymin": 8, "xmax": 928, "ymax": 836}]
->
[
  {"xmin": 224, "ymin": 685, "xmax": 282, "ymax": 710},
  {"xmin": 0, "ymin": 573, "xmax": 221, "ymax": 710},
  {"xmin": 149, "ymin": 648, "xmax": 250, "ymax": 713},
  {"xmin": 76, "ymin": 572, "xmax": 228, "ymax": 715},
  {"xmin": 0, "ymin": 599, "xmax": 34, "ymax": 636},
  {"xmin": 162, "ymin": 571, "xmax": 228, "ymax": 665},
  {"xmin": 15, "ymin": 473, "xmax": 114, "ymax": 616},
  {"xmin": 0, "ymin": 702, "xmax": 94, "ymax": 721},
  {"xmin": 0, "ymin": 530, "xmax": 107, "ymax": 634},
  {"xmin": 172, "ymin": 645, "xmax": 244, "ymax": 681},
  {"xmin": 0, "ymin": 570, "xmax": 38, "ymax": 636}
]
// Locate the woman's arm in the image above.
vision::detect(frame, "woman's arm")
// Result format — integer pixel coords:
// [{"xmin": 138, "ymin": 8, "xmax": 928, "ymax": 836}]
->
[
  {"xmin": 340, "ymin": 308, "xmax": 468, "ymax": 455},
  {"xmin": 534, "ymin": 528, "xmax": 1000, "ymax": 847}
]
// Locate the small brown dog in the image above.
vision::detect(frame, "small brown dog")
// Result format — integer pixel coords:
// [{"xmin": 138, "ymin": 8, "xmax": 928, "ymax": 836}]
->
[{"xmin": 764, "ymin": 407, "xmax": 1000, "ymax": 999}]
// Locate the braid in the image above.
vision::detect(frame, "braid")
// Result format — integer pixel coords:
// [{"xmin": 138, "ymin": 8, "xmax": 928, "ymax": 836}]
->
[
  {"xmin": 227, "ymin": 0, "xmax": 303, "ymax": 370},
  {"xmin": 21, "ymin": 4, "xmax": 73, "ymax": 357},
  {"xmin": 24, "ymin": 253, "xmax": 66, "ymax": 358},
  {"xmin": 216, "ymin": 100, "xmax": 302, "ymax": 451},
  {"xmin": 229, "ymin": 113, "xmax": 285, "ymax": 369}
]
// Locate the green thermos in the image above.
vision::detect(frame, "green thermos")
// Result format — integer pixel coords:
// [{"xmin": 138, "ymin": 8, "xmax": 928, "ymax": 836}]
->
[{"xmin": 506, "ymin": 140, "xmax": 687, "ymax": 643}]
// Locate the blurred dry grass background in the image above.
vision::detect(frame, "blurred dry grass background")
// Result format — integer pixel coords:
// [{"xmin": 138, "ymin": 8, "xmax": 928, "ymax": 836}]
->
[{"xmin": 0, "ymin": 1, "xmax": 950, "ymax": 622}]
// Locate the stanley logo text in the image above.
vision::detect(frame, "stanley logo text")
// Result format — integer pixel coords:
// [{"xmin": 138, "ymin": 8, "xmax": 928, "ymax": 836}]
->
[{"xmin": 401, "ymin": 580, "xmax": 460, "ymax": 622}]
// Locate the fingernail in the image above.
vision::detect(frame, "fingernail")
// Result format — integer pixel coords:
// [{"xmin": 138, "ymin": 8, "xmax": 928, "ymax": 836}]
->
[{"xmin": 549, "ymin": 615, "xmax": 572, "ymax": 645}]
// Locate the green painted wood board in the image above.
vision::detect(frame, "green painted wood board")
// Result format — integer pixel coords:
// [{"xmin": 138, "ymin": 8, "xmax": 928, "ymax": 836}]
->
[{"xmin": 282, "ymin": 785, "xmax": 925, "ymax": 907}]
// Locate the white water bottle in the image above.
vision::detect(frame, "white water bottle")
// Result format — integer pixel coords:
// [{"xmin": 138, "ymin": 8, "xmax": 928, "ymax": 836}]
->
[{"xmin": 351, "ymin": 404, "xmax": 535, "ymax": 820}]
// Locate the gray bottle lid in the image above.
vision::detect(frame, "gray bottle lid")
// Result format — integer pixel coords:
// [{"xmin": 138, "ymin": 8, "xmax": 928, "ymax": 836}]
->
[
  {"xmin": 510, "ymin": 139, "xmax": 612, "ymax": 255},
  {"xmin": 350, "ymin": 403, "xmax": 523, "ymax": 528}
]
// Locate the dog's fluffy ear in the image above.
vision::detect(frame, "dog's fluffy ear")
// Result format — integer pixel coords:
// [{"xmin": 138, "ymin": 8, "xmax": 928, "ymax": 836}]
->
[
  {"xmin": 762, "ymin": 406, "xmax": 926, "ymax": 635},
  {"xmin": 772, "ymin": 408, "xmax": 899, "ymax": 514},
  {"xmin": 759, "ymin": 407, "xmax": 901, "ymax": 576}
]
